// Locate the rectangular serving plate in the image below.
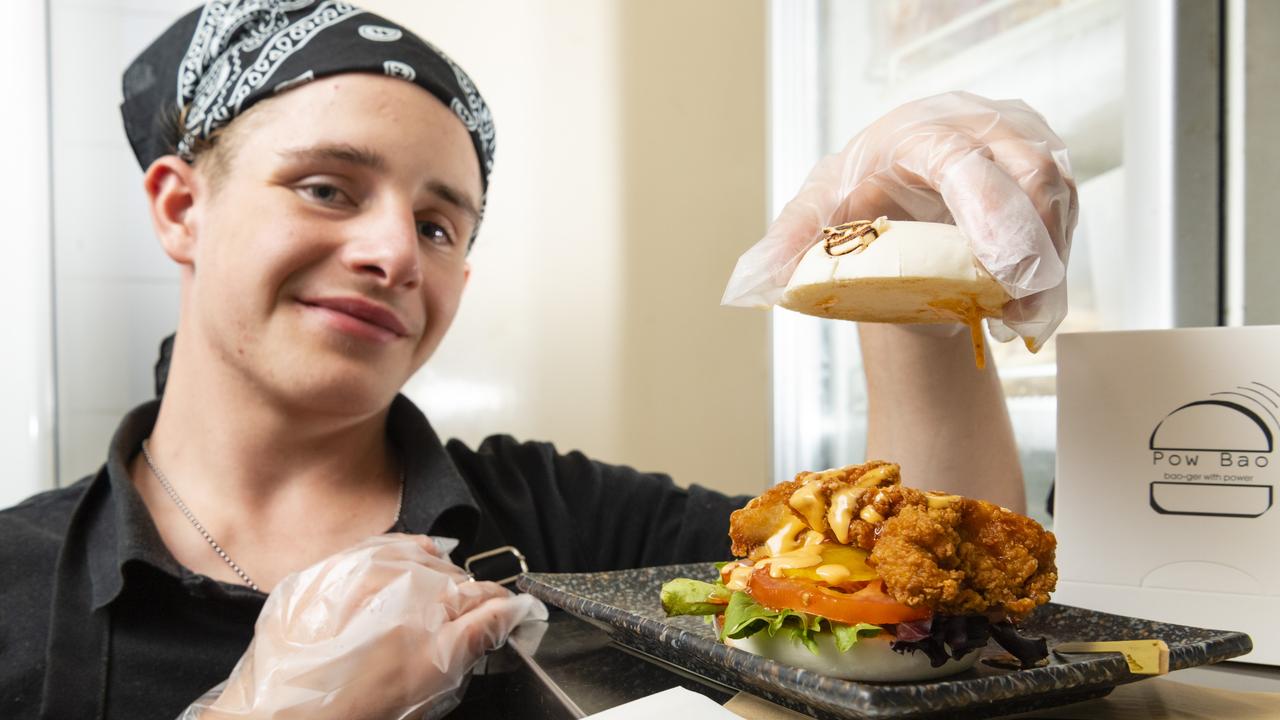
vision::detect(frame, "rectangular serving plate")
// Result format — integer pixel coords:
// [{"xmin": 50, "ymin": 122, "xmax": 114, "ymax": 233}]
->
[{"xmin": 517, "ymin": 563, "xmax": 1252, "ymax": 720}]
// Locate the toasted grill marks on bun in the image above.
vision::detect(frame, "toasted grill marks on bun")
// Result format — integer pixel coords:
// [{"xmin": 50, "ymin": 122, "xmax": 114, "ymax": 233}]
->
[{"xmin": 779, "ymin": 219, "xmax": 1011, "ymax": 368}]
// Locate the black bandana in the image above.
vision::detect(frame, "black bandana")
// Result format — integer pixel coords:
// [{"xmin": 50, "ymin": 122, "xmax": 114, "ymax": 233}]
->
[{"xmin": 120, "ymin": 0, "xmax": 495, "ymax": 194}]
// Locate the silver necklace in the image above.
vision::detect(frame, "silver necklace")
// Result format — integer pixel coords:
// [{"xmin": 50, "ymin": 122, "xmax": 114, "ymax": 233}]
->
[{"xmin": 140, "ymin": 438, "xmax": 405, "ymax": 593}]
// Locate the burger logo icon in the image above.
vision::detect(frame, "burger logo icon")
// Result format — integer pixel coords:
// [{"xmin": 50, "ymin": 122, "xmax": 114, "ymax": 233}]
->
[{"xmin": 1148, "ymin": 382, "xmax": 1276, "ymax": 518}]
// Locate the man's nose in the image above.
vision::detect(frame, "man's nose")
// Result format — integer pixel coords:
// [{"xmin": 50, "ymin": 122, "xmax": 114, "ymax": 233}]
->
[{"xmin": 341, "ymin": 201, "xmax": 421, "ymax": 289}]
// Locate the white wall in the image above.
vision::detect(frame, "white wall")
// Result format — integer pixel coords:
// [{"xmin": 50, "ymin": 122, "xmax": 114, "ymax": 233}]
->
[
  {"xmin": 0, "ymin": 0, "xmax": 56, "ymax": 508},
  {"xmin": 379, "ymin": 0, "xmax": 772, "ymax": 495},
  {"xmin": 389, "ymin": 0, "xmax": 629, "ymax": 464},
  {"xmin": 48, "ymin": 0, "xmax": 180, "ymax": 485},
  {"xmin": 38, "ymin": 0, "xmax": 771, "ymax": 500}
]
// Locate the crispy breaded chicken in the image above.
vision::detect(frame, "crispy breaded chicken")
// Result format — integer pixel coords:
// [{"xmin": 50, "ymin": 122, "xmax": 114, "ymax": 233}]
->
[
  {"xmin": 728, "ymin": 461, "xmax": 900, "ymax": 557},
  {"xmin": 728, "ymin": 462, "xmax": 1057, "ymax": 618}
]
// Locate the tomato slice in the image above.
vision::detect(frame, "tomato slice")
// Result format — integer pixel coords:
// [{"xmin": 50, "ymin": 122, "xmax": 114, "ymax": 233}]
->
[{"xmin": 748, "ymin": 568, "xmax": 930, "ymax": 625}]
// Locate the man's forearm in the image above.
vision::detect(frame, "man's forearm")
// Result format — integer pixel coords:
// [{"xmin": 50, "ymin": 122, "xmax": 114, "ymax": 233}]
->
[{"xmin": 859, "ymin": 323, "xmax": 1026, "ymax": 511}]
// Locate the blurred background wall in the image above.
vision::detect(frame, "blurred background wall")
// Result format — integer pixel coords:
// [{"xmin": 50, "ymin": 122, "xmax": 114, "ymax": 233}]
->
[
  {"xmin": 0, "ymin": 1, "xmax": 55, "ymax": 510},
  {"xmin": 386, "ymin": 0, "xmax": 771, "ymax": 495},
  {"xmin": 1, "ymin": 0, "xmax": 771, "ymax": 509}
]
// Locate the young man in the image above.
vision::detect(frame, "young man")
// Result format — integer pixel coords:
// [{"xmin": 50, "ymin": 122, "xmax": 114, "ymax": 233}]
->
[{"xmin": 0, "ymin": 2, "xmax": 1075, "ymax": 719}]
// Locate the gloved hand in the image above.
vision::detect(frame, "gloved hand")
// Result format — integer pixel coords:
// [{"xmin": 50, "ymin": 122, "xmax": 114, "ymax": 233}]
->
[
  {"xmin": 178, "ymin": 534, "xmax": 548, "ymax": 720},
  {"xmin": 723, "ymin": 91, "xmax": 1079, "ymax": 350}
]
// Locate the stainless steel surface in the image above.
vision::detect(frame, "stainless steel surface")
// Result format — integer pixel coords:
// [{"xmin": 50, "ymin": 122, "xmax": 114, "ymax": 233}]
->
[
  {"xmin": 1225, "ymin": 0, "xmax": 1280, "ymax": 326},
  {"xmin": 454, "ymin": 610, "xmax": 735, "ymax": 718},
  {"xmin": 1169, "ymin": 0, "xmax": 1223, "ymax": 328},
  {"xmin": 507, "ymin": 621, "xmax": 588, "ymax": 718}
]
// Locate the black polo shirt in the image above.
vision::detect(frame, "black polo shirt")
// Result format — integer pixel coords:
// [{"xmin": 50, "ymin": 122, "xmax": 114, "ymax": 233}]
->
[{"xmin": 0, "ymin": 396, "xmax": 746, "ymax": 719}]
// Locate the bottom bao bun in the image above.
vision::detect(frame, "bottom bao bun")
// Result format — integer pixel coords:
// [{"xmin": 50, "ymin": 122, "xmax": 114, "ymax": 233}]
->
[
  {"xmin": 661, "ymin": 461, "xmax": 1057, "ymax": 682},
  {"xmin": 724, "ymin": 630, "xmax": 979, "ymax": 682}
]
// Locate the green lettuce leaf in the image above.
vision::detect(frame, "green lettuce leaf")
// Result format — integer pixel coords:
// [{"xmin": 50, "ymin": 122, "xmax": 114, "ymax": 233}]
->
[
  {"xmin": 659, "ymin": 576, "xmax": 884, "ymax": 656},
  {"xmin": 830, "ymin": 620, "xmax": 884, "ymax": 653},
  {"xmin": 720, "ymin": 589, "xmax": 882, "ymax": 655},
  {"xmin": 660, "ymin": 578, "xmax": 732, "ymax": 616},
  {"xmin": 721, "ymin": 588, "xmax": 819, "ymax": 638}
]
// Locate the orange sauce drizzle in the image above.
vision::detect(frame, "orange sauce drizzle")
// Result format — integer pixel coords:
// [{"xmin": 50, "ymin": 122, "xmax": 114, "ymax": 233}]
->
[{"xmin": 927, "ymin": 296, "xmax": 986, "ymax": 370}]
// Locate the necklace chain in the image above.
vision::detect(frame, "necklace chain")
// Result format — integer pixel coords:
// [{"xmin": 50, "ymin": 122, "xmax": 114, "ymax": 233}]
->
[{"xmin": 140, "ymin": 439, "xmax": 405, "ymax": 593}]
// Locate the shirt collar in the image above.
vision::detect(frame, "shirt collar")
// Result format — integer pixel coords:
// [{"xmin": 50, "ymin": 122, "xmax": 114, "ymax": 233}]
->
[
  {"xmin": 387, "ymin": 394, "xmax": 480, "ymax": 545},
  {"xmin": 87, "ymin": 400, "xmax": 179, "ymax": 610},
  {"xmin": 84, "ymin": 394, "xmax": 480, "ymax": 610}
]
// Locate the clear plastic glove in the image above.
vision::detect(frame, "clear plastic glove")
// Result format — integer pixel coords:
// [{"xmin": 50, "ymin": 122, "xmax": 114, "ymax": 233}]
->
[
  {"xmin": 177, "ymin": 534, "xmax": 548, "ymax": 720},
  {"xmin": 723, "ymin": 91, "xmax": 1079, "ymax": 350}
]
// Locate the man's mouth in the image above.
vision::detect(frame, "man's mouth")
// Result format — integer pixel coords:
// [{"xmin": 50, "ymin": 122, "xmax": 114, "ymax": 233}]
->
[{"xmin": 299, "ymin": 296, "xmax": 410, "ymax": 342}]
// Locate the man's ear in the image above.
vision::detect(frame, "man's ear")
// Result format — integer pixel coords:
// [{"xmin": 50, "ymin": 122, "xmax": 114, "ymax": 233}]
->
[{"xmin": 143, "ymin": 156, "xmax": 200, "ymax": 267}]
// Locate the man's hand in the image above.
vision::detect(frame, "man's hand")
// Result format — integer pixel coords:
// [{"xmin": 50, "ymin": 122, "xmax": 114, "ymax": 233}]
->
[
  {"xmin": 179, "ymin": 534, "xmax": 547, "ymax": 720},
  {"xmin": 724, "ymin": 91, "xmax": 1078, "ymax": 351}
]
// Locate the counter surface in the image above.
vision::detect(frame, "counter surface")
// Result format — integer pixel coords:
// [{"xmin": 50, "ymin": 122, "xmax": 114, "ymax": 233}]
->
[{"xmin": 449, "ymin": 610, "xmax": 1280, "ymax": 719}]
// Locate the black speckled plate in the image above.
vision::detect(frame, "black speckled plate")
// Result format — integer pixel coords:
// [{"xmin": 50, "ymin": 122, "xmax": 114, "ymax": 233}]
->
[{"xmin": 517, "ymin": 563, "xmax": 1252, "ymax": 719}]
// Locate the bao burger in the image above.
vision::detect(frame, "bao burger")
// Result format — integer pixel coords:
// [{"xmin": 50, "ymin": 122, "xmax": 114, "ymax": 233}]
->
[
  {"xmin": 660, "ymin": 462, "xmax": 1057, "ymax": 681},
  {"xmin": 778, "ymin": 218, "xmax": 1010, "ymax": 368}
]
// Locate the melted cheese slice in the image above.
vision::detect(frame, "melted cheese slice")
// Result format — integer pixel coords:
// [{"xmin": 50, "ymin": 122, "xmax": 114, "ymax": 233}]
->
[{"xmin": 754, "ymin": 542, "xmax": 879, "ymax": 582}]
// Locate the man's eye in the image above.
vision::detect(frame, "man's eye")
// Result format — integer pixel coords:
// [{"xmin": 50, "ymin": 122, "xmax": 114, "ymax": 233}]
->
[
  {"xmin": 301, "ymin": 184, "xmax": 351, "ymax": 205},
  {"xmin": 417, "ymin": 221, "xmax": 454, "ymax": 246}
]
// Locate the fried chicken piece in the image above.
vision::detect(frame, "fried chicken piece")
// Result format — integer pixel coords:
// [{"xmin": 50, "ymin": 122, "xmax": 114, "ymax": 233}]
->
[
  {"xmin": 728, "ymin": 478, "xmax": 807, "ymax": 558},
  {"xmin": 727, "ymin": 462, "xmax": 1057, "ymax": 618},
  {"xmin": 728, "ymin": 461, "xmax": 898, "ymax": 557},
  {"xmin": 871, "ymin": 497, "xmax": 1057, "ymax": 616}
]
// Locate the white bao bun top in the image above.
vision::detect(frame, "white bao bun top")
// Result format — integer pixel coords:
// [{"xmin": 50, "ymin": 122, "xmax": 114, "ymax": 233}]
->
[
  {"xmin": 725, "ymin": 630, "xmax": 979, "ymax": 682},
  {"xmin": 780, "ymin": 220, "xmax": 1009, "ymax": 324}
]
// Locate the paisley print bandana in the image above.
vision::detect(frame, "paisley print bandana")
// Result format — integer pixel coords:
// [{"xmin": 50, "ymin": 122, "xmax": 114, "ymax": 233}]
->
[{"xmin": 120, "ymin": 0, "xmax": 495, "ymax": 196}]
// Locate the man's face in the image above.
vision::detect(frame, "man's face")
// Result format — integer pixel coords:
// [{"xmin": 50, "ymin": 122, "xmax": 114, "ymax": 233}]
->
[{"xmin": 182, "ymin": 74, "xmax": 482, "ymax": 415}]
